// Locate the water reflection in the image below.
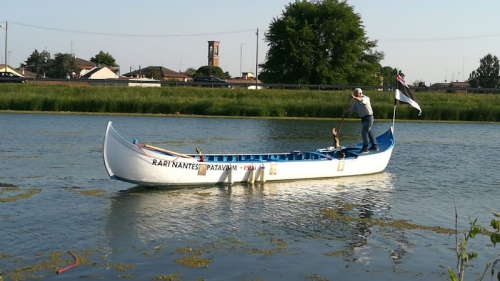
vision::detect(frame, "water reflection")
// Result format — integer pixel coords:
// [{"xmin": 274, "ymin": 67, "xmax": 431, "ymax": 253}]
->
[{"xmin": 105, "ymin": 173, "xmax": 395, "ymax": 258}]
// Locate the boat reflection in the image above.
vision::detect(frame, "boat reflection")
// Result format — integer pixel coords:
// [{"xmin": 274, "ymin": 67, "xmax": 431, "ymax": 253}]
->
[{"xmin": 105, "ymin": 172, "xmax": 398, "ymax": 261}]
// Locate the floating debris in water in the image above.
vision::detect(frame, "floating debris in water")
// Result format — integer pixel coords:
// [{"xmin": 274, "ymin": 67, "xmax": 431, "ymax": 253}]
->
[
  {"xmin": 174, "ymin": 256, "xmax": 211, "ymax": 268},
  {"xmin": 0, "ymin": 188, "xmax": 41, "ymax": 203},
  {"xmin": 153, "ymin": 273, "xmax": 183, "ymax": 281}
]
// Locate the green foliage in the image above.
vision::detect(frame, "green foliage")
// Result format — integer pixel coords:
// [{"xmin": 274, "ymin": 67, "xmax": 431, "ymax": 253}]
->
[
  {"xmin": 448, "ymin": 210, "xmax": 500, "ymax": 281},
  {"xmin": 379, "ymin": 67, "xmax": 405, "ymax": 86},
  {"xmin": 2, "ymin": 85, "xmax": 500, "ymax": 122},
  {"xmin": 415, "ymin": 81, "xmax": 427, "ymax": 87},
  {"xmin": 492, "ymin": 213, "xmax": 500, "ymax": 246},
  {"xmin": 90, "ymin": 51, "xmax": 118, "ymax": 68},
  {"xmin": 412, "ymin": 80, "xmax": 426, "ymax": 87},
  {"xmin": 21, "ymin": 49, "xmax": 51, "ymax": 77},
  {"xmin": 259, "ymin": 0, "xmax": 383, "ymax": 85},
  {"xmin": 469, "ymin": 54, "xmax": 500, "ymax": 88},
  {"xmin": 447, "ymin": 82, "xmax": 457, "ymax": 93},
  {"xmin": 194, "ymin": 66, "xmax": 230, "ymax": 79},
  {"xmin": 47, "ymin": 53, "xmax": 80, "ymax": 79},
  {"xmin": 184, "ymin": 67, "xmax": 197, "ymax": 76},
  {"xmin": 146, "ymin": 67, "xmax": 162, "ymax": 80}
]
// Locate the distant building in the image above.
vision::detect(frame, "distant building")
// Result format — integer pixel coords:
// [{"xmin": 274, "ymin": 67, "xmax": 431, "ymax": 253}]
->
[
  {"xmin": 0, "ymin": 64, "xmax": 24, "ymax": 77},
  {"xmin": 125, "ymin": 78, "xmax": 161, "ymax": 88},
  {"xmin": 75, "ymin": 57, "xmax": 118, "ymax": 78},
  {"xmin": 122, "ymin": 66, "xmax": 189, "ymax": 82},
  {"xmin": 16, "ymin": 67, "xmax": 38, "ymax": 78},
  {"xmin": 430, "ymin": 81, "xmax": 470, "ymax": 93},
  {"xmin": 241, "ymin": 72, "xmax": 254, "ymax": 79},
  {"xmin": 431, "ymin": 82, "xmax": 470, "ymax": 88},
  {"xmin": 75, "ymin": 58, "xmax": 97, "ymax": 77},
  {"xmin": 208, "ymin": 41, "xmax": 220, "ymax": 67},
  {"xmin": 79, "ymin": 67, "xmax": 119, "ymax": 79}
]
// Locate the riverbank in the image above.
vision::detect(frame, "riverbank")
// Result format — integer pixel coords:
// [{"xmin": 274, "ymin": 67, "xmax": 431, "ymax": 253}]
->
[
  {"xmin": 1, "ymin": 84, "xmax": 499, "ymax": 121},
  {"xmin": 3, "ymin": 110, "xmax": 498, "ymax": 125}
]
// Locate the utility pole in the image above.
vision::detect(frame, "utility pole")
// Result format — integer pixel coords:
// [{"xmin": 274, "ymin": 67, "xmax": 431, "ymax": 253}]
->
[
  {"xmin": 255, "ymin": 28, "xmax": 258, "ymax": 87},
  {"xmin": 240, "ymin": 44, "xmax": 243, "ymax": 77},
  {"xmin": 0, "ymin": 21, "xmax": 8, "ymax": 74},
  {"xmin": 462, "ymin": 58, "xmax": 466, "ymax": 81}
]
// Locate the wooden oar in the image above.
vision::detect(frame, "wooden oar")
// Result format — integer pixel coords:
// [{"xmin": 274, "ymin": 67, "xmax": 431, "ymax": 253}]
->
[
  {"xmin": 332, "ymin": 95, "xmax": 352, "ymax": 148},
  {"xmin": 142, "ymin": 144, "xmax": 194, "ymax": 159}
]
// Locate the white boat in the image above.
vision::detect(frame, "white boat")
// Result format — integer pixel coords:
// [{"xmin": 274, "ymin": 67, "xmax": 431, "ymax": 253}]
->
[{"xmin": 102, "ymin": 121, "xmax": 394, "ymax": 186}]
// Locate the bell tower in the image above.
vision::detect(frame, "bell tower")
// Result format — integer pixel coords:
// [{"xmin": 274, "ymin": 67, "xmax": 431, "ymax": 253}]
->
[{"xmin": 207, "ymin": 41, "xmax": 220, "ymax": 67}]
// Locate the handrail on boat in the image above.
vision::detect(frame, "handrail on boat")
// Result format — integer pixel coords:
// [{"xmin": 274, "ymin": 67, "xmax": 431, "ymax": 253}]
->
[{"xmin": 141, "ymin": 144, "xmax": 195, "ymax": 159}]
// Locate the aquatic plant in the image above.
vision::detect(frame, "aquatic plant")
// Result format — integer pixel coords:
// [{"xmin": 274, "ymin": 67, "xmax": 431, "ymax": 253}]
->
[{"xmin": 448, "ymin": 209, "xmax": 500, "ymax": 281}]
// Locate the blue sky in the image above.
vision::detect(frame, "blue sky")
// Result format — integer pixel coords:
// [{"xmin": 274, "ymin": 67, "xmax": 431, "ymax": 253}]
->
[{"xmin": 2, "ymin": 0, "xmax": 500, "ymax": 84}]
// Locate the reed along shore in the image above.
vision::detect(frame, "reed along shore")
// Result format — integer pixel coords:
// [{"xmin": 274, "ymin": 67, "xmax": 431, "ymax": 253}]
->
[{"xmin": 1, "ymin": 84, "xmax": 499, "ymax": 122}]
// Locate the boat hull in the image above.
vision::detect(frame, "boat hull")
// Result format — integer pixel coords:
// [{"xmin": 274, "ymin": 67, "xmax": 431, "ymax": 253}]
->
[{"xmin": 103, "ymin": 121, "xmax": 394, "ymax": 186}]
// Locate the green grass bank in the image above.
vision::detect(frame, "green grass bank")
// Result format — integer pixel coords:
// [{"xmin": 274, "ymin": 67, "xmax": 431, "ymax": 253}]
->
[{"xmin": 1, "ymin": 84, "xmax": 499, "ymax": 122}]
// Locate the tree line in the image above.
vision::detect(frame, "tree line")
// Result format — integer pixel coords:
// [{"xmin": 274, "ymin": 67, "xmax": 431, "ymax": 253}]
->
[
  {"xmin": 21, "ymin": 50, "xmax": 118, "ymax": 79},
  {"xmin": 20, "ymin": 49, "xmax": 232, "ymax": 81}
]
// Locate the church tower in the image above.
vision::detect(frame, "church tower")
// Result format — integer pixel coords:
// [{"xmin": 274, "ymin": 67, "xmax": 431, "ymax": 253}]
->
[{"xmin": 207, "ymin": 41, "xmax": 220, "ymax": 67}]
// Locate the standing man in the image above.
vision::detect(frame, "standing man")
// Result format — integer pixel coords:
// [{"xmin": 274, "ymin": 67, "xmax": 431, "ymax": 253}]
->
[{"xmin": 345, "ymin": 88, "xmax": 378, "ymax": 153}]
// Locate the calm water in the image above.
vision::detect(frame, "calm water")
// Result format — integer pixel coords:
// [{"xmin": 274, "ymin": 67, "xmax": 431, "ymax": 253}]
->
[{"xmin": 0, "ymin": 113, "xmax": 499, "ymax": 281}]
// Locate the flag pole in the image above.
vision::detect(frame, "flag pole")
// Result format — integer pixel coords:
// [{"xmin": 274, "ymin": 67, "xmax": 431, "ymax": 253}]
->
[
  {"xmin": 392, "ymin": 69, "xmax": 397, "ymax": 129},
  {"xmin": 392, "ymin": 104, "xmax": 396, "ymax": 129}
]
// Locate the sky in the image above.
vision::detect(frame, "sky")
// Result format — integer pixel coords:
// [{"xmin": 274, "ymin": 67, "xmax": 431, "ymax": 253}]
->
[{"xmin": 2, "ymin": 0, "xmax": 500, "ymax": 85}]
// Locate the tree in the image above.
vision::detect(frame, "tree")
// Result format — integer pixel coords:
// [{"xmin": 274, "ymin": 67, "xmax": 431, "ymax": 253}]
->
[
  {"xmin": 194, "ymin": 66, "xmax": 230, "ymax": 79},
  {"xmin": 379, "ymin": 66, "xmax": 405, "ymax": 87},
  {"xmin": 90, "ymin": 51, "xmax": 118, "ymax": 68},
  {"xmin": 259, "ymin": 0, "xmax": 383, "ymax": 85},
  {"xmin": 184, "ymin": 67, "xmax": 197, "ymax": 76},
  {"xmin": 468, "ymin": 54, "xmax": 500, "ymax": 88},
  {"xmin": 146, "ymin": 67, "xmax": 162, "ymax": 80},
  {"xmin": 47, "ymin": 53, "xmax": 79, "ymax": 79},
  {"xmin": 21, "ymin": 49, "xmax": 52, "ymax": 77}
]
